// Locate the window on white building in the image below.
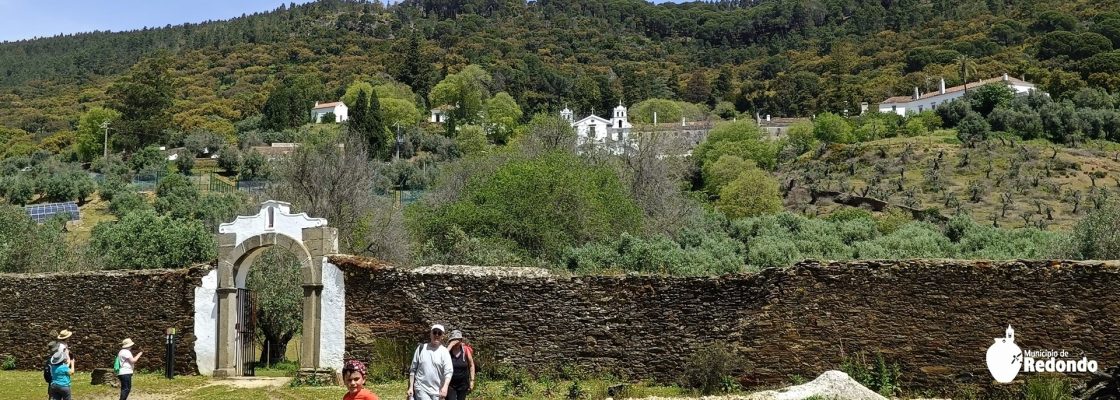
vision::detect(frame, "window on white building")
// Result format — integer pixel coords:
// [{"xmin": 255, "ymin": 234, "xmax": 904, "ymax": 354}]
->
[{"xmin": 589, "ymin": 125, "xmax": 596, "ymax": 139}]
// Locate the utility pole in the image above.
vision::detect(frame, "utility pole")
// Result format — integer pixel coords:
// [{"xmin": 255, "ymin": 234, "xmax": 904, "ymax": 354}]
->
[
  {"xmin": 100, "ymin": 120, "xmax": 110, "ymax": 160},
  {"xmin": 394, "ymin": 122, "xmax": 402, "ymax": 160}
]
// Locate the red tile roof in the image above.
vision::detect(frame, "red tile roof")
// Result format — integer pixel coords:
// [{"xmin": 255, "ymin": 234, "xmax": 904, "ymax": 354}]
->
[{"xmin": 312, "ymin": 101, "xmax": 344, "ymax": 109}]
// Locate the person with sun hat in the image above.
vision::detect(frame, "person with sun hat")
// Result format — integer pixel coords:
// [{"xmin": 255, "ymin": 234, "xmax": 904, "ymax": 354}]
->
[{"xmin": 116, "ymin": 338, "xmax": 143, "ymax": 400}]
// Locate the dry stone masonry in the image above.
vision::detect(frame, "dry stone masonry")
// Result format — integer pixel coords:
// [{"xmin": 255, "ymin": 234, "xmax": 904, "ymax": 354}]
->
[
  {"xmin": 338, "ymin": 257, "xmax": 1120, "ymax": 394},
  {"xmin": 0, "ymin": 266, "xmax": 210, "ymax": 374}
]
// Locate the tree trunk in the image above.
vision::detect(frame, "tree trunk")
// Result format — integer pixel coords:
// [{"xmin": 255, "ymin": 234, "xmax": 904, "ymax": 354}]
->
[{"xmin": 260, "ymin": 331, "xmax": 294, "ymax": 366}]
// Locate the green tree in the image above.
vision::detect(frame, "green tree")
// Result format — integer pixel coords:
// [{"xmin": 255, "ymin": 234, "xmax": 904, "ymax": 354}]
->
[
  {"xmin": 1069, "ymin": 201, "xmax": 1120, "ymax": 259},
  {"xmin": 218, "ymin": 146, "xmax": 241, "ymax": 174},
  {"xmin": 380, "ymin": 98, "xmax": 423, "ymax": 130},
  {"xmin": 106, "ymin": 53, "xmax": 176, "ymax": 151},
  {"xmin": 694, "ymin": 120, "xmax": 779, "ymax": 171},
  {"xmin": 411, "ymin": 151, "xmax": 642, "ymax": 260},
  {"xmin": 128, "ymin": 145, "xmax": 166, "ymax": 175},
  {"xmin": 241, "ymin": 149, "xmax": 269, "ymax": 180},
  {"xmin": 813, "ymin": 112, "xmax": 855, "ymax": 144},
  {"xmin": 90, "ymin": 210, "xmax": 215, "ymax": 269},
  {"xmin": 702, "ymin": 155, "xmax": 754, "ymax": 196},
  {"xmin": 176, "ymin": 152, "xmax": 194, "ymax": 175},
  {"xmin": 455, "ymin": 125, "xmax": 489, "ymax": 156},
  {"xmin": 683, "ymin": 70, "xmax": 712, "ymax": 105},
  {"xmin": 715, "ymin": 166, "xmax": 783, "ymax": 219},
  {"xmin": 969, "ymin": 84, "xmax": 1016, "ymax": 116},
  {"xmin": 483, "ymin": 92, "xmax": 523, "ymax": 144},
  {"xmin": 521, "ymin": 113, "xmax": 576, "ymax": 155},
  {"xmin": 430, "ymin": 64, "xmax": 492, "ymax": 126},
  {"xmin": 248, "ymin": 247, "xmax": 303, "ymax": 365},
  {"xmin": 957, "ymin": 112, "xmax": 991, "ymax": 147},
  {"xmin": 0, "ymin": 204, "xmax": 68, "ymax": 272},
  {"xmin": 75, "ymin": 107, "xmax": 121, "ymax": 162},
  {"xmin": 348, "ymin": 89, "xmax": 389, "ymax": 160},
  {"xmin": 342, "ymin": 81, "xmax": 376, "ymax": 109}
]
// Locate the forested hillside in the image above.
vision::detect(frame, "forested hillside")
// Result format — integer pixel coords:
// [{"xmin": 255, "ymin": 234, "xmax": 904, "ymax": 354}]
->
[{"xmin": 1, "ymin": 0, "xmax": 1119, "ymax": 142}]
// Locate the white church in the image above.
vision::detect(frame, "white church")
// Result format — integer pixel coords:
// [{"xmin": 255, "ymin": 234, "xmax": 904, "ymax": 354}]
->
[{"xmin": 561, "ymin": 102, "xmax": 634, "ymax": 152}]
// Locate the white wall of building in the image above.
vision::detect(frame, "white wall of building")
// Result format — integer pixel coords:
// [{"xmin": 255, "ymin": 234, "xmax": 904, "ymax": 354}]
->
[
  {"xmin": 320, "ymin": 260, "xmax": 345, "ymax": 371},
  {"xmin": 878, "ymin": 80, "xmax": 1038, "ymax": 116},
  {"xmin": 312, "ymin": 104, "xmax": 349, "ymax": 123},
  {"xmin": 193, "ymin": 269, "xmax": 218, "ymax": 376}
]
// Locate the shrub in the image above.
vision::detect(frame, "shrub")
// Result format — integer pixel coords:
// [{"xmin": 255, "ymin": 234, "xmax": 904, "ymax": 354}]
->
[
  {"xmin": 241, "ymin": 149, "xmax": 269, "ymax": 180},
  {"xmin": 1068, "ymin": 201, "xmax": 1120, "ymax": 259},
  {"xmin": 410, "ymin": 151, "xmax": 642, "ymax": 261},
  {"xmin": 90, "ymin": 210, "xmax": 215, "ymax": 269},
  {"xmin": 714, "ymin": 166, "xmax": 783, "ymax": 219},
  {"xmin": 1024, "ymin": 375, "xmax": 1071, "ymax": 400},
  {"xmin": 4, "ymin": 175, "xmax": 35, "ymax": 206},
  {"xmin": 364, "ymin": 338, "xmax": 415, "ymax": 383},
  {"xmin": 840, "ymin": 352, "xmax": 901, "ymax": 397},
  {"xmin": 681, "ymin": 344, "xmax": 738, "ymax": 395},
  {"xmin": 0, "ymin": 205, "xmax": 69, "ymax": 273},
  {"xmin": 128, "ymin": 145, "xmax": 166, "ymax": 174},
  {"xmin": 175, "ymin": 152, "xmax": 194, "ymax": 175},
  {"xmin": 109, "ymin": 190, "xmax": 151, "ymax": 217},
  {"xmin": 1, "ymin": 354, "xmax": 14, "ymax": 370},
  {"xmin": 217, "ymin": 146, "xmax": 241, "ymax": 174}
]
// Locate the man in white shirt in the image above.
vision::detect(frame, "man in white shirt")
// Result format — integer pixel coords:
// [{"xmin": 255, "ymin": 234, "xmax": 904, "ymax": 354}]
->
[{"xmin": 408, "ymin": 324, "xmax": 453, "ymax": 400}]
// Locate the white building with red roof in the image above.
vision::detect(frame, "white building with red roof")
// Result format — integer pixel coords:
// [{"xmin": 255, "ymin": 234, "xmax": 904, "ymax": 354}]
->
[
  {"xmin": 877, "ymin": 74, "xmax": 1040, "ymax": 116},
  {"xmin": 311, "ymin": 101, "xmax": 348, "ymax": 123}
]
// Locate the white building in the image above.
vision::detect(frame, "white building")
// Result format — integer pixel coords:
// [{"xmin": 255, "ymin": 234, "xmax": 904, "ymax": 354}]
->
[
  {"xmin": 311, "ymin": 101, "xmax": 348, "ymax": 123},
  {"xmin": 562, "ymin": 102, "xmax": 633, "ymax": 146},
  {"xmin": 429, "ymin": 105, "xmax": 454, "ymax": 123},
  {"xmin": 877, "ymin": 74, "xmax": 1040, "ymax": 116}
]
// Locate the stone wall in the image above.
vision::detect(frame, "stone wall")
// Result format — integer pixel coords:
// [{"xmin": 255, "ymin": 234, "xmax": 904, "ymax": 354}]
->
[
  {"xmin": 338, "ymin": 257, "xmax": 1120, "ymax": 394},
  {"xmin": 0, "ymin": 266, "xmax": 211, "ymax": 374}
]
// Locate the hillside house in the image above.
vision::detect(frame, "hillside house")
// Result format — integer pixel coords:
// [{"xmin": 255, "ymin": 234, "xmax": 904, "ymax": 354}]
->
[
  {"xmin": 429, "ymin": 105, "xmax": 454, "ymax": 123},
  {"xmin": 312, "ymin": 101, "xmax": 348, "ymax": 123},
  {"xmin": 877, "ymin": 74, "xmax": 1039, "ymax": 116}
]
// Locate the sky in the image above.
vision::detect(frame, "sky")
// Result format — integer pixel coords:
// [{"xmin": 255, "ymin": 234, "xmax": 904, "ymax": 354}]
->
[
  {"xmin": 0, "ymin": 0, "xmax": 687, "ymax": 43},
  {"xmin": 0, "ymin": 0, "xmax": 315, "ymax": 42}
]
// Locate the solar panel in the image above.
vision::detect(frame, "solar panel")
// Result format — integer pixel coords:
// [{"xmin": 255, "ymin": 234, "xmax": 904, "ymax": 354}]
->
[{"xmin": 25, "ymin": 202, "xmax": 80, "ymax": 224}]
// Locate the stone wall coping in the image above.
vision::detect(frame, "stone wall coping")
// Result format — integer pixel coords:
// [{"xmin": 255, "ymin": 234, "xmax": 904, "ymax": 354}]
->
[
  {"xmin": 0, "ymin": 263, "xmax": 214, "ymax": 279},
  {"xmin": 329, "ymin": 255, "xmax": 1120, "ymax": 278}
]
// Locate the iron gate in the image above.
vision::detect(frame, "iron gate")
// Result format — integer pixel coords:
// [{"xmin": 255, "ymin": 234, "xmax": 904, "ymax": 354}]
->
[{"xmin": 235, "ymin": 288, "xmax": 257, "ymax": 376}]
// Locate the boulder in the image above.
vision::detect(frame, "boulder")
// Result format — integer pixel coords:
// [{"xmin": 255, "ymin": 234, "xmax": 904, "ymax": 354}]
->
[{"xmin": 91, "ymin": 368, "xmax": 119, "ymax": 387}]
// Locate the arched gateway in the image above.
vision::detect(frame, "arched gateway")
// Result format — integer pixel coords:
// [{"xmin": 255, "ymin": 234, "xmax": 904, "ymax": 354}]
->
[{"xmin": 194, "ymin": 200, "xmax": 344, "ymax": 377}]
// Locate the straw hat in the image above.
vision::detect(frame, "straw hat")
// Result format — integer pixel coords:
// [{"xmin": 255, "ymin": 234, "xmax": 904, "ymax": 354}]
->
[
  {"xmin": 56, "ymin": 330, "xmax": 72, "ymax": 340},
  {"xmin": 120, "ymin": 338, "xmax": 135, "ymax": 349}
]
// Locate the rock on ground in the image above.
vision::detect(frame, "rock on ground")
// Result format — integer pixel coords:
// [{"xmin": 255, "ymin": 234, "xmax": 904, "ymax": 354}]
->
[
  {"xmin": 630, "ymin": 370, "xmax": 886, "ymax": 400},
  {"xmin": 743, "ymin": 370, "xmax": 887, "ymax": 400}
]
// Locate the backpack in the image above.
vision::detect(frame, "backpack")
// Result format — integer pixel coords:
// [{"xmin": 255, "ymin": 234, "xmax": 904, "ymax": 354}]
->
[
  {"xmin": 42, "ymin": 360, "xmax": 51, "ymax": 384},
  {"xmin": 113, "ymin": 355, "xmax": 121, "ymax": 375},
  {"xmin": 464, "ymin": 343, "xmax": 481, "ymax": 374}
]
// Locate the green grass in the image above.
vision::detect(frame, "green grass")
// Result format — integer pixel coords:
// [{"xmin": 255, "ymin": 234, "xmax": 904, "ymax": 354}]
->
[{"xmin": 0, "ymin": 370, "xmax": 690, "ymax": 399}]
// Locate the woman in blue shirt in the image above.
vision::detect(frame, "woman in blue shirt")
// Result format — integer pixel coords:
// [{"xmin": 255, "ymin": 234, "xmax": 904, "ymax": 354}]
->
[{"xmin": 49, "ymin": 358, "xmax": 73, "ymax": 400}]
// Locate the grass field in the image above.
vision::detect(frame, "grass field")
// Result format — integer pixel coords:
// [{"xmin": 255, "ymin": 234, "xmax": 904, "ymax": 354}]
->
[{"xmin": 0, "ymin": 371, "xmax": 691, "ymax": 400}]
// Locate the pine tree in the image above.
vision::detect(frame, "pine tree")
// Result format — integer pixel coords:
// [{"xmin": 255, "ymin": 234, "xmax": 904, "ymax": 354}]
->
[{"xmin": 349, "ymin": 89, "xmax": 389, "ymax": 160}]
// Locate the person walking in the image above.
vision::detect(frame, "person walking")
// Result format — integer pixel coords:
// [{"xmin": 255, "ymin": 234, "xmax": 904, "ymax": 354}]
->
[
  {"xmin": 407, "ymin": 324, "xmax": 453, "ymax": 400},
  {"xmin": 116, "ymin": 338, "xmax": 142, "ymax": 400},
  {"xmin": 47, "ymin": 342, "xmax": 73, "ymax": 400},
  {"xmin": 445, "ymin": 330, "xmax": 475, "ymax": 400}
]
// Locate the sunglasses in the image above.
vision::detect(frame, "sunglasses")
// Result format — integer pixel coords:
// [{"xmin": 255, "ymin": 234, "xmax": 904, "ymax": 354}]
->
[{"xmin": 431, "ymin": 330, "xmax": 444, "ymax": 336}]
